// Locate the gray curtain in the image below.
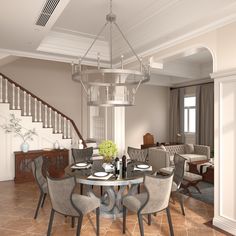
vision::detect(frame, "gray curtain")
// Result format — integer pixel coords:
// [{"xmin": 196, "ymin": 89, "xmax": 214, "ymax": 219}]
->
[
  {"xmin": 196, "ymin": 83, "xmax": 214, "ymax": 149},
  {"xmin": 179, "ymin": 88, "xmax": 185, "ymax": 143},
  {"xmin": 169, "ymin": 89, "xmax": 179, "ymax": 143}
]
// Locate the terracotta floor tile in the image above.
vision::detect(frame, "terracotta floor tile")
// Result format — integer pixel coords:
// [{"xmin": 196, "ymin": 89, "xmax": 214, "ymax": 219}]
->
[{"xmin": 0, "ymin": 181, "xmax": 231, "ymax": 236}]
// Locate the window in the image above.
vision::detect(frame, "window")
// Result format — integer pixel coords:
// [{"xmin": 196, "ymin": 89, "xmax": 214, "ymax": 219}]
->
[{"xmin": 184, "ymin": 96, "xmax": 196, "ymax": 133}]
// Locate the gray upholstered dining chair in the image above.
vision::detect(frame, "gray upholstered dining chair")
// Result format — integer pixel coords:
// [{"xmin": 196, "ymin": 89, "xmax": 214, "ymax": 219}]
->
[
  {"xmin": 72, "ymin": 147, "xmax": 93, "ymax": 163},
  {"xmin": 122, "ymin": 173, "xmax": 174, "ymax": 236},
  {"xmin": 46, "ymin": 175, "xmax": 100, "ymax": 236},
  {"xmin": 127, "ymin": 146, "xmax": 148, "ymax": 162},
  {"xmin": 171, "ymin": 153, "xmax": 187, "ymax": 216},
  {"xmin": 31, "ymin": 156, "xmax": 48, "ymax": 219},
  {"xmin": 72, "ymin": 147, "xmax": 94, "ymax": 195}
]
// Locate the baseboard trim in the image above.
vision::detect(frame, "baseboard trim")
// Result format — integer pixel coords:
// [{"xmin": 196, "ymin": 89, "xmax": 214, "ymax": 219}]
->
[{"xmin": 213, "ymin": 216, "xmax": 236, "ymax": 235}]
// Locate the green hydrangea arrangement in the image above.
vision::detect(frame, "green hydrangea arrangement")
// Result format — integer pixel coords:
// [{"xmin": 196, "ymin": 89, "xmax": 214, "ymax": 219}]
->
[{"xmin": 99, "ymin": 140, "xmax": 118, "ymax": 163}]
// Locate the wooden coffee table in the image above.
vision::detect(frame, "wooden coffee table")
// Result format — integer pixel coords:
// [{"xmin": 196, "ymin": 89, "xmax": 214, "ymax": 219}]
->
[{"xmin": 188, "ymin": 160, "xmax": 214, "ymax": 184}]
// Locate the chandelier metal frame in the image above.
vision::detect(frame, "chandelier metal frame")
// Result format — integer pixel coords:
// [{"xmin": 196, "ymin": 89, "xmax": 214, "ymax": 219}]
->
[{"xmin": 72, "ymin": 0, "xmax": 150, "ymax": 106}]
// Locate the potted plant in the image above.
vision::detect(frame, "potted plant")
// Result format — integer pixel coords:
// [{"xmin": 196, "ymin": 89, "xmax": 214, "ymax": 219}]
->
[
  {"xmin": 98, "ymin": 140, "xmax": 118, "ymax": 163},
  {"xmin": 1, "ymin": 114, "xmax": 37, "ymax": 152}
]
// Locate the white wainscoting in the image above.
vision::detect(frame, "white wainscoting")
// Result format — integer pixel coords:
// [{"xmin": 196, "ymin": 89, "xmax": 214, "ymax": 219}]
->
[
  {"xmin": 0, "ymin": 103, "xmax": 72, "ymax": 181},
  {"xmin": 212, "ymin": 69, "xmax": 236, "ymax": 235}
]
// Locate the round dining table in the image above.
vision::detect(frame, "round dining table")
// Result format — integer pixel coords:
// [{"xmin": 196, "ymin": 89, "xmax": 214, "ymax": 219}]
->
[{"xmin": 65, "ymin": 160, "xmax": 156, "ymax": 218}]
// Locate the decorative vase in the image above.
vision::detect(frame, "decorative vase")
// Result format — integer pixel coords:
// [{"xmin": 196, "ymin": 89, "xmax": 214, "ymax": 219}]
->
[
  {"xmin": 21, "ymin": 142, "xmax": 29, "ymax": 153},
  {"xmin": 54, "ymin": 140, "xmax": 60, "ymax": 149}
]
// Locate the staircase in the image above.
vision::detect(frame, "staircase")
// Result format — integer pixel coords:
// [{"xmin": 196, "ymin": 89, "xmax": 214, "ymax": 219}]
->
[{"xmin": 0, "ymin": 72, "xmax": 89, "ymax": 181}]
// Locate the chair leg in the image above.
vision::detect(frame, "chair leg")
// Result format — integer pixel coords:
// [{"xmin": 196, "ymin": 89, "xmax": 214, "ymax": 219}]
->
[
  {"xmin": 76, "ymin": 215, "xmax": 83, "ymax": 236},
  {"xmin": 177, "ymin": 192, "xmax": 185, "ymax": 216},
  {"xmin": 71, "ymin": 217, "xmax": 75, "ymax": 228},
  {"xmin": 166, "ymin": 207, "xmax": 174, "ymax": 236},
  {"xmin": 138, "ymin": 184, "xmax": 141, "ymax": 193},
  {"xmin": 123, "ymin": 206, "xmax": 126, "ymax": 234},
  {"xmin": 100, "ymin": 186, "xmax": 103, "ymax": 196},
  {"xmin": 47, "ymin": 209, "xmax": 55, "ymax": 236},
  {"xmin": 80, "ymin": 184, "xmax": 83, "ymax": 195},
  {"xmin": 41, "ymin": 193, "xmax": 47, "ymax": 208},
  {"xmin": 96, "ymin": 207, "xmax": 100, "ymax": 236},
  {"xmin": 148, "ymin": 214, "xmax": 151, "ymax": 225},
  {"xmin": 34, "ymin": 192, "xmax": 43, "ymax": 219},
  {"xmin": 137, "ymin": 213, "xmax": 144, "ymax": 236}
]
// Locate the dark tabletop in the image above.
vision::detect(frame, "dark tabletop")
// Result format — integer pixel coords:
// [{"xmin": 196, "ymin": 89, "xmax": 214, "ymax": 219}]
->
[{"xmin": 65, "ymin": 160, "xmax": 156, "ymax": 183}]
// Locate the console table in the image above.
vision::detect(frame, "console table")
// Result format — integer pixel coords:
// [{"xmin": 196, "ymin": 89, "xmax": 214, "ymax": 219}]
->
[{"xmin": 14, "ymin": 149, "xmax": 69, "ymax": 183}]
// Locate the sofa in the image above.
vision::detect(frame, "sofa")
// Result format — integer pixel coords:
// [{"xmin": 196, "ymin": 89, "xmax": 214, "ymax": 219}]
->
[{"xmin": 148, "ymin": 144, "xmax": 210, "ymax": 171}]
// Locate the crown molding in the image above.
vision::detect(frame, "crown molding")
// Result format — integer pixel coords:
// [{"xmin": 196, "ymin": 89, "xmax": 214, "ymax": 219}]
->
[{"xmin": 211, "ymin": 68, "xmax": 236, "ymax": 79}]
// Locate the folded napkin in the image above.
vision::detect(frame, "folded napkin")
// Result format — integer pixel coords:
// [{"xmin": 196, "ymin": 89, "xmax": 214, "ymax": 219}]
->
[
  {"xmin": 134, "ymin": 165, "xmax": 152, "ymax": 171},
  {"xmin": 87, "ymin": 173, "xmax": 113, "ymax": 180},
  {"xmin": 71, "ymin": 164, "xmax": 91, "ymax": 169}
]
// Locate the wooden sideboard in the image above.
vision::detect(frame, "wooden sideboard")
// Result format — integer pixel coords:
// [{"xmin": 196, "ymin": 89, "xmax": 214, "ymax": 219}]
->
[{"xmin": 14, "ymin": 149, "xmax": 69, "ymax": 183}]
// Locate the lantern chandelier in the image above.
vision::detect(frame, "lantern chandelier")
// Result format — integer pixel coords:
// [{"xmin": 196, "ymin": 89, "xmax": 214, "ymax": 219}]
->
[{"xmin": 72, "ymin": 0, "xmax": 150, "ymax": 107}]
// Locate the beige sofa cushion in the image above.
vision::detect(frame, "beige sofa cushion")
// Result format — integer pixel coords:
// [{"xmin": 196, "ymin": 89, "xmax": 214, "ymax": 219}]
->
[
  {"xmin": 181, "ymin": 154, "xmax": 207, "ymax": 162},
  {"xmin": 185, "ymin": 144, "xmax": 194, "ymax": 154}
]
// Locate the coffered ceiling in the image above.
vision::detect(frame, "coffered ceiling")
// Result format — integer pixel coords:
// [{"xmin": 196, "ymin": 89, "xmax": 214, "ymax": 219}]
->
[{"xmin": 0, "ymin": 0, "xmax": 236, "ymax": 85}]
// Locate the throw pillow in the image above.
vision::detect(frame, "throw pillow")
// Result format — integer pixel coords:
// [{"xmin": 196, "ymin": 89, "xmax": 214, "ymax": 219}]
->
[
  {"xmin": 185, "ymin": 143, "xmax": 194, "ymax": 154},
  {"xmin": 159, "ymin": 145, "xmax": 166, "ymax": 151}
]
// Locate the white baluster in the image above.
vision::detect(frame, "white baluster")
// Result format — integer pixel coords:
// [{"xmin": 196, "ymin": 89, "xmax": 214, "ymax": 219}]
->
[
  {"xmin": 5, "ymin": 79, "xmax": 8, "ymax": 103},
  {"xmin": 58, "ymin": 114, "xmax": 62, "ymax": 133},
  {"xmin": 17, "ymin": 87, "xmax": 20, "ymax": 109},
  {"xmin": 67, "ymin": 120, "xmax": 71, "ymax": 138},
  {"xmin": 44, "ymin": 105, "xmax": 48, "ymax": 128},
  {"xmin": 34, "ymin": 98, "xmax": 37, "ymax": 121},
  {"xmin": 39, "ymin": 101, "xmax": 42, "ymax": 122},
  {"xmin": 28, "ymin": 94, "xmax": 31, "ymax": 116},
  {"xmin": 64, "ymin": 117, "xmax": 67, "ymax": 138},
  {"xmin": 49, "ymin": 107, "xmax": 52, "ymax": 128},
  {"xmin": 54, "ymin": 111, "xmax": 57, "ymax": 133},
  {"xmin": 23, "ymin": 91, "xmax": 26, "ymax": 115},
  {"xmin": 0, "ymin": 75, "xmax": 3, "ymax": 102},
  {"xmin": 12, "ymin": 83, "xmax": 15, "ymax": 109}
]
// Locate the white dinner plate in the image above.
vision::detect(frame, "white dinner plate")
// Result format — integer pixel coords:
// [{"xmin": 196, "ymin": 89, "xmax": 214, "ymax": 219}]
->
[
  {"xmin": 136, "ymin": 164, "xmax": 150, "ymax": 169},
  {"xmin": 75, "ymin": 162, "xmax": 88, "ymax": 167},
  {"xmin": 93, "ymin": 172, "xmax": 109, "ymax": 177}
]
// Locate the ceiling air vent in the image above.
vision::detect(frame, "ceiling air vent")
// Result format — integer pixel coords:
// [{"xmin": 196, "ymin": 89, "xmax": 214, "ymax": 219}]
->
[{"xmin": 36, "ymin": 0, "xmax": 60, "ymax": 26}]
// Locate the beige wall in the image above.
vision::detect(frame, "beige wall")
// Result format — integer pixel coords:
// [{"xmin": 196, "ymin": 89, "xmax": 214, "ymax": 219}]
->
[
  {"xmin": 125, "ymin": 85, "xmax": 169, "ymax": 149},
  {"xmin": 0, "ymin": 58, "xmax": 85, "ymax": 136}
]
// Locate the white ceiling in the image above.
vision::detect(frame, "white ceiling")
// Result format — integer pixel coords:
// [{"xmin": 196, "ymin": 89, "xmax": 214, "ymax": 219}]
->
[{"xmin": 0, "ymin": 0, "xmax": 235, "ymax": 85}]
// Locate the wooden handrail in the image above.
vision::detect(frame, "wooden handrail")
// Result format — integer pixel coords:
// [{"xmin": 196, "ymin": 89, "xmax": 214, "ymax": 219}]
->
[{"xmin": 0, "ymin": 72, "xmax": 87, "ymax": 147}]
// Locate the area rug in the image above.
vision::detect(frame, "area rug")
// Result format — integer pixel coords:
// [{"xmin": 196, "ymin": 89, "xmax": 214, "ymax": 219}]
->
[{"xmin": 180, "ymin": 181, "xmax": 214, "ymax": 205}]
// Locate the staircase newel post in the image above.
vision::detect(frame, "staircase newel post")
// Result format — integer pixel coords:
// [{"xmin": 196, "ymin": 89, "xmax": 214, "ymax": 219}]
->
[
  {"xmin": 12, "ymin": 83, "xmax": 15, "ymax": 109},
  {"xmin": 5, "ymin": 78, "xmax": 8, "ymax": 103},
  {"xmin": 44, "ymin": 104, "xmax": 48, "ymax": 128},
  {"xmin": 0, "ymin": 75, "xmax": 2, "ymax": 103},
  {"xmin": 23, "ymin": 91, "xmax": 26, "ymax": 115},
  {"xmin": 49, "ymin": 107, "xmax": 52, "ymax": 128},
  {"xmin": 39, "ymin": 101, "xmax": 42, "ymax": 122},
  {"xmin": 28, "ymin": 94, "xmax": 31, "ymax": 116},
  {"xmin": 67, "ymin": 120, "xmax": 71, "ymax": 139},
  {"xmin": 17, "ymin": 87, "xmax": 20, "ymax": 109},
  {"xmin": 34, "ymin": 98, "xmax": 37, "ymax": 121},
  {"xmin": 58, "ymin": 114, "xmax": 62, "ymax": 133},
  {"xmin": 63, "ymin": 117, "xmax": 67, "ymax": 138}
]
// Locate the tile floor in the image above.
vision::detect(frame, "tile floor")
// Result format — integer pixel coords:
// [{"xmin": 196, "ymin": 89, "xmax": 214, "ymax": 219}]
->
[{"xmin": 0, "ymin": 181, "xmax": 231, "ymax": 236}]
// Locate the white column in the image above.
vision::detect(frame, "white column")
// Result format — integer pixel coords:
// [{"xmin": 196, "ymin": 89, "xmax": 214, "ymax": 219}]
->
[
  {"xmin": 5, "ymin": 79, "xmax": 8, "ymax": 103},
  {"xmin": 17, "ymin": 87, "xmax": 20, "ymax": 109},
  {"xmin": 211, "ymin": 69, "xmax": 236, "ymax": 235},
  {"xmin": 38, "ymin": 101, "xmax": 42, "ymax": 122},
  {"xmin": 44, "ymin": 105, "xmax": 48, "ymax": 128},
  {"xmin": 12, "ymin": 83, "xmax": 15, "ymax": 109},
  {"xmin": 23, "ymin": 91, "xmax": 26, "ymax": 115},
  {"xmin": 54, "ymin": 111, "xmax": 57, "ymax": 133},
  {"xmin": 113, "ymin": 107, "xmax": 125, "ymax": 156},
  {"xmin": 34, "ymin": 98, "xmax": 37, "ymax": 121},
  {"xmin": 0, "ymin": 75, "xmax": 3, "ymax": 103},
  {"xmin": 49, "ymin": 107, "xmax": 52, "ymax": 128},
  {"xmin": 28, "ymin": 94, "xmax": 31, "ymax": 116}
]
